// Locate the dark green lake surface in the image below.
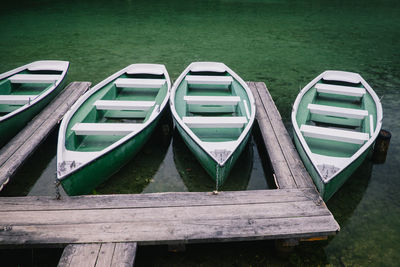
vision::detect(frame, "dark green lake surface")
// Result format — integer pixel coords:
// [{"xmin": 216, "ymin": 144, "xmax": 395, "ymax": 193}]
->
[{"xmin": 1, "ymin": 0, "xmax": 399, "ymax": 266}]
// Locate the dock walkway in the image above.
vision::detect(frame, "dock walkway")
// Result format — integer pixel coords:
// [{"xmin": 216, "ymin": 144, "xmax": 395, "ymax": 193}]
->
[{"xmin": 0, "ymin": 82, "xmax": 339, "ymax": 267}]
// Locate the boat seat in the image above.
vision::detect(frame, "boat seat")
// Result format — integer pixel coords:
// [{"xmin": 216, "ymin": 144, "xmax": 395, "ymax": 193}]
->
[
  {"xmin": 182, "ymin": 116, "xmax": 247, "ymax": 128},
  {"xmin": 0, "ymin": 95, "xmax": 38, "ymax": 105},
  {"xmin": 114, "ymin": 78, "xmax": 165, "ymax": 88},
  {"xmin": 322, "ymin": 71, "xmax": 361, "ymax": 84},
  {"xmin": 185, "ymin": 75, "xmax": 233, "ymax": 85},
  {"xmin": 9, "ymin": 74, "xmax": 61, "ymax": 84},
  {"xmin": 183, "ymin": 95, "xmax": 240, "ymax": 105},
  {"xmin": 94, "ymin": 100, "xmax": 155, "ymax": 111},
  {"xmin": 71, "ymin": 123, "xmax": 142, "ymax": 136},
  {"xmin": 308, "ymin": 104, "xmax": 368, "ymax": 119},
  {"xmin": 315, "ymin": 83, "xmax": 366, "ymax": 97},
  {"xmin": 300, "ymin": 124, "xmax": 369, "ymax": 144}
]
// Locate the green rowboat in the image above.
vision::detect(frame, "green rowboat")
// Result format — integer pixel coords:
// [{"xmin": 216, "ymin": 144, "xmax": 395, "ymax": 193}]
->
[
  {"xmin": 292, "ymin": 70, "xmax": 383, "ymax": 201},
  {"xmin": 170, "ymin": 62, "xmax": 256, "ymax": 188},
  {"xmin": 0, "ymin": 60, "xmax": 69, "ymax": 147},
  {"xmin": 57, "ymin": 64, "xmax": 171, "ymax": 195}
]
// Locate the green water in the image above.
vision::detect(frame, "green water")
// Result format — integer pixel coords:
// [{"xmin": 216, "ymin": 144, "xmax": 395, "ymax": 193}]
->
[{"xmin": 1, "ymin": 0, "xmax": 399, "ymax": 266}]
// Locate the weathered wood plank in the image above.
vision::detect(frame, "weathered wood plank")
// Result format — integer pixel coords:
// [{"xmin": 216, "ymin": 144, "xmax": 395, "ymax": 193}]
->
[
  {"xmin": 111, "ymin": 243, "xmax": 137, "ymax": 267},
  {"xmin": 94, "ymin": 243, "xmax": 115, "ymax": 267},
  {"xmin": 0, "ymin": 216, "xmax": 339, "ymax": 245},
  {"xmin": 0, "ymin": 201, "xmax": 331, "ymax": 226},
  {"xmin": 248, "ymin": 82, "xmax": 314, "ymax": 188},
  {"xmin": 0, "ymin": 82, "xmax": 91, "ymax": 190},
  {"xmin": 0, "ymin": 188, "xmax": 321, "ymax": 211},
  {"xmin": 58, "ymin": 243, "xmax": 100, "ymax": 267},
  {"xmin": 58, "ymin": 242, "xmax": 137, "ymax": 267},
  {"xmin": 248, "ymin": 82, "xmax": 297, "ymax": 188}
]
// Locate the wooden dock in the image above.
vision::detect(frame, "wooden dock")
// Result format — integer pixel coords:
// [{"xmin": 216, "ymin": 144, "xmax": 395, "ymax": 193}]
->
[
  {"xmin": 0, "ymin": 82, "xmax": 339, "ymax": 266},
  {"xmin": 0, "ymin": 82, "xmax": 91, "ymax": 191}
]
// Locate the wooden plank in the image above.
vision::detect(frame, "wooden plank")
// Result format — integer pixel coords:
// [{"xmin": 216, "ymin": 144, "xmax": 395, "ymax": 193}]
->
[
  {"xmin": 0, "ymin": 201, "xmax": 332, "ymax": 226},
  {"xmin": 58, "ymin": 243, "xmax": 100, "ymax": 267},
  {"xmin": 58, "ymin": 242, "xmax": 137, "ymax": 267},
  {"xmin": 0, "ymin": 188, "xmax": 320, "ymax": 211},
  {"xmin": 111, "ymin": 243, "xmax": 137, "ymax": 267},
  {"xmin": 248, "ymin": 82, "xmax": 296, "ymax": 188},
  {"xmin": 0, "ymin": 215, "xmax": 339, "ymax": 245},
  {"xmin": 0, "ymin": 82, "xmax": 91, "ymax": 190},
  {"xmin": 248, "ymin": 82, "xmax": 314, "ymax": 188},
  {"xmin": 0, "ymin": 189, "xmax": 338, "ymax": 245},
  {"xmin": 94, "ymin": 243, "xmax": 115, "ymax": 267}
]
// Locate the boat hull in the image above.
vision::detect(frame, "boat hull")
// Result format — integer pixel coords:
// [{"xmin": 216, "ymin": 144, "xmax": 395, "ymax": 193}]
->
[
  {"xmin": 0, "ymin": 76, "xmax": 67, "ymax": 147},
  {"xmin": 61, "ymin": 116, "xmax": 160, "ymax": 195},
  {"xmin": 293, "ymin": 132, "xmax": 372, "ymax": 201},
  {"xmin": 175, "ymin": 119, "xmax": 252, "ymax": 187}
]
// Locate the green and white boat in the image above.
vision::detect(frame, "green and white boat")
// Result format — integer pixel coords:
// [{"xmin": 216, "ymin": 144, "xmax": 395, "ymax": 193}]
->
[
  {"xmin": 170, "ymin": 62, "xmax": 255, "ymax": 188},
  {"xmin": 57, "ymin": 64, "xmax": 171, "ymax": 195},
  {"xmin": 292, "ymin": 70, "xmax": 383, "ymax": 201},
  {"xmin": 0, "ymin": 60, "xmax": 69, "ymax": 147}
]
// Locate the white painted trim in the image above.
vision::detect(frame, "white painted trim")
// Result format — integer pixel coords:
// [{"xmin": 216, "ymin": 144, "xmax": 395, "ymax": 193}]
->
[
  {"xmin": 185, "ymin": 75, "xmax": 233, "ymax": 85},
  {"xmin": 0, "ymin": 95, "xmax": 38, "ymax": 105},
  {"xmin": 94, "ymin": 100, "xmax": 155, "ymax": 111},
  {"xmin": 114, "ymin": 78, "xmax": 165, "ymax": 88},
  {"xmin": 183, "ymin": 95, "xmax": 240, "ymax": 105},
  {"xmin": 182, "ymin": 116, "xmax": 247, "ymax": 128},
  {"xmin": 243, "ymin": 100, "xmax": 251, "ymax": 120},
  {"xmin": 322, "ymin": 70, "xmax": 361, "ymax": 84},
  {"xmin": 300, "ymin": 124, "xmax": 369, "ymax": 144},
  {"xmin": 369, "ymin": 114, "xmax": 374, "ymax": 137},
  {"xmin": 72, "ymin": 123, "xmax": 142, "ymax": 136},
  {"xmin": 315, "ymin": 83, "xmax": 366, "ymax": 97},
  {"xmin": 9, "ymin": 74, "xmax": 61, "ymax": 84},
  {"xmin": 307, "ymin": 103, "xmax": 368, "ymax": 119}
]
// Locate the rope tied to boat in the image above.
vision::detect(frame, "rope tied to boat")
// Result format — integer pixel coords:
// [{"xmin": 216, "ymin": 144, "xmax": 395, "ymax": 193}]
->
[{"xmin": 212, "ymin": 164, "xmax": 221, "ymax": 195}]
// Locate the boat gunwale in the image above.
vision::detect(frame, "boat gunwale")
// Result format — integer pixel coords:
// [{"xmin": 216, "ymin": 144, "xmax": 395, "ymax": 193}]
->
[
  {"xmin": 169, "ymin": 62, "xmax": 256, "ymax": 167},
  {"xmin": 0, "ymin": 60, "xmax": 69, "ymax": 122},
  {"xmin": 291, "ymin": 70, "xmax": 383, "ymax": 184},
  {"xmin": 57, "ymin": 63, "xmax": 171, "ymax": 180}
]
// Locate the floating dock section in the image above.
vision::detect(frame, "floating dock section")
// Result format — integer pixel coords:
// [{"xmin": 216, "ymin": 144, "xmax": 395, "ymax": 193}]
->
[{"xmin": 0, "ymin": 82, "xmax": 339, "ymax": 267}]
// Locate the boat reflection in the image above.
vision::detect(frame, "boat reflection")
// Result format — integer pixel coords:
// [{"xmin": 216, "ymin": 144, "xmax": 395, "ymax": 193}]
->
[{"xmin": 173, "ymin": 129, "xmax": 253, "ymax": 192}]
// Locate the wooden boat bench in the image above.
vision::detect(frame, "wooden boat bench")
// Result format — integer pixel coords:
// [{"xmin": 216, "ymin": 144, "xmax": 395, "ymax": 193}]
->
[
  {"xmin": 9, "ymin": 74, "xmax": 61, "ymax": 84},
  {"xmin": 184, "ymin": 95, "xmax": 240, "ymax": 105},
  {"xmin": 114, "ymin": 78, "xmax": 165, "ymax": 88},
  {"xmin": 71, "ymin": 123, "xmax": 142, "ymax": 136},
  {"xmin": 307, "ymin": 104, "xmax": 368, "ymax": 119},
  {"xmin": 0, "ymin": 95, "xmax": 38, "ymax": 105},
  {"xmin": 300, "ymin": 124, "xmax": 369, "ymax": 144},
  {"xmin": 94, "ymin": 100, "xmax": 155, "ymax": 111},
  {"xmin": 185, "ymin": 75, "xmax": 233, "ymax": 85},
  {"xmin": 182, "ymin": 116, "xmax": 247, "ymax": 128},
  {"xmin": 315, "ymin": 83, "xmax": 366, "ymax": 97}
]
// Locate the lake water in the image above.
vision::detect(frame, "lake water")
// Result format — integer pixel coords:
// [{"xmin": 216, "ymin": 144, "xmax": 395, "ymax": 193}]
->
[{"xmin": 0, "ymin": 0, "xmax": 399, "ymax": 266}]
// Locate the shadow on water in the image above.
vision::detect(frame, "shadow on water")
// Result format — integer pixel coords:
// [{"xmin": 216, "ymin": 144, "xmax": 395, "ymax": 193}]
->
[
  {"xmin": 95, "ymin": 109, "xmax": 175, "ymax": 194},
  {"xmin": 327, "ymin": 157, "xmax": 374, "ymax": 227},
  {"xmin": 173, "ymin": 130, "xmax": 250, "ymax": 192},
  {"xmin": 0, "ymin": 129, "xmax": 58, "ymax": 197}
]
